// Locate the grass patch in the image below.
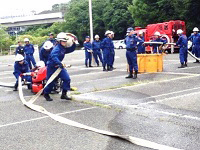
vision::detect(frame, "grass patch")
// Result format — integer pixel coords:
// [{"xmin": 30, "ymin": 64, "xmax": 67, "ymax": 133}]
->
[{"xmin": 71, "ymin": 91, "xmax": 82, "ymax": 95}]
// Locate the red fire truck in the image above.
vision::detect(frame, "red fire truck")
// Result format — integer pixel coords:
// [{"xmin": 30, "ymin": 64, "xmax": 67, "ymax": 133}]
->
[{"xmin": 133, "ymin": 20, "xmax": 186, "ymax": 53}]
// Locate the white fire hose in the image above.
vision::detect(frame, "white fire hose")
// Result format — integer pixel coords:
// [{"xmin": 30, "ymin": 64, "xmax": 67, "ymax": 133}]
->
[{"xmin": 17, "ymin": 67, "xmax": 183, "ymax": 150}]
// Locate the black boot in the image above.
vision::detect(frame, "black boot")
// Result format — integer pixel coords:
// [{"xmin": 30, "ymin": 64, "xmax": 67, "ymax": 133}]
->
[
  {"xmin": 44, "ymin": 94, "xmax": 53, "ymax": 101},
  {"xmin": 178, "ymin": 63, "xmax": 185, "ymax": 68},
  {"xmin": 126, "ymin": 71, "xmax": 133, "ymax": 78},
  {"xmin": 103, "ymin": 66, "xmax": 107, "ymax": 71},
  {"xmin": 184, "ymin": 62, "xmax": 187, "ymax": 67},
  {"xmin": 110, "ymin": 66, "xmax": 113, "ymax": 71},
  {"xmin": 107, "ymin": 65, "xmax": 111, "ymax": 71},
  {"xmin": 61, "ymin": 90, "xmax": 72, "ymax": 100},
  {"xmin": 133, "ymin": 71, "xmax": 138, "ymax": 79},
  {"xmin": 13, "ymin": 83, "xmax": 18, "ymax": 91}
]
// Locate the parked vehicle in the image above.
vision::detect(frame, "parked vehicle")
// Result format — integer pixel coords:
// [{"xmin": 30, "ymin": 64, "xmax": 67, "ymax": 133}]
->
[
  {"xmin": 114, "ymin": 40, "xmax": 126, "ymax": 49},
  {"xmin": 133, "ymin": 20, "xmax": 186, "ymax": 53}
]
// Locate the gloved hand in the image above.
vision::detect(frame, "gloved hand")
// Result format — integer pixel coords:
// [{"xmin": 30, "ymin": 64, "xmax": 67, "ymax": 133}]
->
[
  {"xmin": 59, "ymin": 63, "xmax": 66, "ymax": 69},
  {"xmin": 20, "ymin": 74, "xmax": 23, "ymax": 77},
  {"xmin": 87, "ymin": 49, "xmax": 93, "ymax": 53}
]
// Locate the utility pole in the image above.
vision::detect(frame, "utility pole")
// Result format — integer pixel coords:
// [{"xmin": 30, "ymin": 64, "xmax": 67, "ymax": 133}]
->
[{"xmin": 89, "ymin": 0, "xmax": 93, "ymax": 42}]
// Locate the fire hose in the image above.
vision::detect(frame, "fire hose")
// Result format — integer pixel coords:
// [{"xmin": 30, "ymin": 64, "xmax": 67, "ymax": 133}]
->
[{"xmin": 17, "ymin": 67, "xmax": 182, "ymax": 150}]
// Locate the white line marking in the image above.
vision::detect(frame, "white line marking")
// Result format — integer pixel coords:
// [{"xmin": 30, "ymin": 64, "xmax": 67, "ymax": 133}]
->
[
  {"xmin": 0, "ymin": 107, "xmax": 96, "ymax": 128},
  {"xmin": 127, "ymin": 104, "xmax": 200, "ymax": 122},
  {"xmin": 176, "ymin": 66, "xmax": 200, "ymax": 70},
  {"xmin": 132, "ymin": 87, "xmax": 200, "ymax": 107}
]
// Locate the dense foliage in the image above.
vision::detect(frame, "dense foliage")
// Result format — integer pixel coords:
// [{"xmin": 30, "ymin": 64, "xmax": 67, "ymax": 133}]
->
[{"xmin": 6, "ymin": 0, "xmax": 200, "ymax": 49}]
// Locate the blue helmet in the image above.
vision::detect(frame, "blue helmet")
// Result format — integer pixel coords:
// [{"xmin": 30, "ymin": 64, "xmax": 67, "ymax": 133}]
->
[
  {"xmin": 85, "ymin": 36, "xmax": 90, "ymax": 39},
  {"xmin": 127, "ymin": 27, "xmax": 134, "ymax": 33}
]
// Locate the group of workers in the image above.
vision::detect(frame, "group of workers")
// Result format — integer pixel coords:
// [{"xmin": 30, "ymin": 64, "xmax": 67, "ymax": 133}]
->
[
  {"xmin": 12, "ymin": 26, "xmax": 200, "ymax": 101},
  {"xmin": 13, "ymin": 32, "xmax": 77, "ymax": 101},
  {"xmin": 83, "ymin": 31, "xmax": 115, "ymax": 71}
]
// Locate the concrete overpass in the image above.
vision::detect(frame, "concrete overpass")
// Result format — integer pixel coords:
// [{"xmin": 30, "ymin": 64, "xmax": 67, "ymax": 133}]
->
[
  {"xmin": 0, "ymin": 12, "xmax": 64, "ymax": 35},
  {"xmin": 0, "ymin": 12, "xmax": 64, "ymax": 27}
]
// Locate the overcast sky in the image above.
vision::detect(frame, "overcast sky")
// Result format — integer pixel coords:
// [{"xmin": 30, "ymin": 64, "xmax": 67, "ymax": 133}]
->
[{"xmin": 0, "ymin": 0, "xmax": 70, "ymax": 17}]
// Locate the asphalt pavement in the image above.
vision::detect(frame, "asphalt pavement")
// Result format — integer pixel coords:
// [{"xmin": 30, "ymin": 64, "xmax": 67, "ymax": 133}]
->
[{"xmin": 0, "ymin": 49, "xmax": 200, "ymax": 150}]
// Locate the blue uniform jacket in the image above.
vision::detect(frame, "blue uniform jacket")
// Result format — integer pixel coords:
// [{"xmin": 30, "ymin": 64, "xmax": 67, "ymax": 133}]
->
[
  {"xmin": 47, "ymin": 43, "xmax": 76, "ymax": 68},
  {"xmin": 39, "ymin": 47, "xmax": 52, "ymax": 64},
  {"xmin": 24, "ymin": 44, "xmax": 35, "ymax": 55},
  {"xmin": 101, "ymin": 37, "xmax": 114, "ymax": 51},
  {"xmin": 124, "ymin": 35, "xmax": 144, "ymax": 49},
  {"xmin": 176, "ymin": 34, "xmax": 188, "ymax": 48},
  {"xmin": 92, "ymin": 40, "xmax": 101, "ymax": 51},
  {"xmin": 188, "ymin": 34, "xmax": 200, "ymax": 45},
  {"xmin": 13, "ymin": 61, "xmax": 30, "ymax": 78},
  {"xmin": 15, "ymin": 46, "xmax": 24, "ymax": 55},
  {"xmin": 84, "ymin": 42, "xmax": 92, "ymax": 51}
]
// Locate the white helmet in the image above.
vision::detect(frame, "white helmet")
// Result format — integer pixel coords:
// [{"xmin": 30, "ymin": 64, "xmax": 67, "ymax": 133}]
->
[
  {"xmin": 36, "ymin": 61, "xmax": 45, "ymax": 68},
  {"xmin": 177, "ymin": 29, "xmax": 183, "ymax": 35},
  {"xmin": 43, "ymin": 41, "xmax": 53, "ymax": 50},
  {"xmin": 56, "ymin": 32, "xmax": 68, "ymax": 42},
  {"xmin": 24, "ymin": 38, "xmax": 29, "ymax": 42},
  {"xmin": 154, "ymin": 31, "xmax": 161, "ymax": 36},
  {"xmin": 94, "ymin": 35, "xmax": 100, "ymax": 39},
  {"xmin": 65, "ymin": 35, "xmax": 74, "ymax": 48},
  {"xmin": 193, "ymin": 27, "xmax": 199, "ymax": 32},
  {"xmin": 15, "ymin": 54, "xmax": 24, "ymax": 61},
  {"xmin": 105, "ymin": 30, "xmax": 112, "ymax": 36},
  {"xmin": 139, "ymin": 31, "xmax": 143, "ymax": 35}
]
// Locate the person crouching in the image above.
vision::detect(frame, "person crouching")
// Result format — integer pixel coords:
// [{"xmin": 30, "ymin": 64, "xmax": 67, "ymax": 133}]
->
[{"xmin": 13, "ymin": 54, "xmax": 32, "ymax": 91}]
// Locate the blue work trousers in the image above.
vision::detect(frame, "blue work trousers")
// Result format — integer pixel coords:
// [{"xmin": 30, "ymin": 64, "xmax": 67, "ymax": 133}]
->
[
  {"xmin": 110, "ymin": 51, "xmax": 115, "ymax": 67},
  {"xmin": 85, "ymin": 51, "xmax": 92, "ymax": 66},
  {"xmin": 126, "ymin": 51, "xmax": 138, "ymax": 72},
  {"xmin": 44, "ymin": 67, "xmax": 71, "ymax": 94},
  {"xmin": 179, "ymin": 47, "xmax": 188, "ymax": 64},
  {"xmin": 103, "ymin": 50, "xmax": 111, "ymax": 67},
  {"xmin": 138, "ymin": 46, "xmax": 145, "ymax": 54},
  {"xmin": 93, "ymin": 50, "xmax": 103, "ymax": 65},
  {"xmin": 25, "ymin": 54, "xmax": 36, "ymax": 69},
  {"xmin": 192, "ymin": 44, "xmax": 200, "ymax": 58}
]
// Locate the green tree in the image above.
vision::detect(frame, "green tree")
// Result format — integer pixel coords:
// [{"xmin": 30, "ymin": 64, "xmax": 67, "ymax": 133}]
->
[{"xmin": 0, "ymin": 25, "xmax": 13, "ymax": 54}]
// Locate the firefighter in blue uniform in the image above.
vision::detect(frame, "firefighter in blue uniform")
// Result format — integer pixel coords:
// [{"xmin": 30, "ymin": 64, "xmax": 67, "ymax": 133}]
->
[
  {"xmin": 15, "ymin": 41, "xmax": 24, "ymax": 56},
  {"xmin": 83, "ymin": 36, "xmax": 93, "ymax": 67},
  {"xmin": 23, "ymin": 38, "xmax": 36, "ymax": 69},
  {"xmin": 48, "ymin": 33, "xmax": 57, "ymax": 46},
  {"xmin": 137, "ymin": 31, "xmax": 145, "ymax": 54},
  {"xmin": 39, "ymin": 41, "xmax": 53, "ymax": 65},
  {"xmin": 101, "ymin": 30, "xmax": 114, "ymax": 71},
  {"xmin": 125, "ymin": 27, "xmax": 144, "ymax": 79},
  {"xmin": 151, "ymin": 32, "xmax": 167, "ymax": 53},
  {"xmin": 43, "ymin": 32, "xmax": 76, "ymax": 101},
  {"xmin": 188, "ymin": 27, "xmax": 200, "ymax": 63},
  {"xmin": 13, "ymin": 54, "xmax": 32, "ymax": 91},
  {"xmin": 176, "ymin": 29, "xmax": 188, "ymax": 68},
  {"xmin": 92, "ymin": 35, "xmax": 103, "ymax": 67},
  {"xmin": 110, "ymin": 31, "xmax": 115, "ymax": 70}
]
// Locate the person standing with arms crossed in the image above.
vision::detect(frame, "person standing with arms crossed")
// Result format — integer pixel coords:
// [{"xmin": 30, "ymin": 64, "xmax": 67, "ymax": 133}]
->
[
  {"xmin": 92, "ymin": 35, "xmax": 103, "ymax": 67},
  {"xmin": 125, "ymin": 27, "xmax": 144, "ymax": 79},
  {"xmin": 23, "ymin": 38, "xmax": 36, "ymax": 69},
  {"xmin": 101, "ymin": 30, "xmax": 114, "ymax": 71}
]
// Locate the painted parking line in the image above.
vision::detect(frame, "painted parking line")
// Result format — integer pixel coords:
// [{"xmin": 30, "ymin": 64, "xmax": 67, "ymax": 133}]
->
[
  {"xmin": 133, "ymin": 86, "xmax": 200, "ymax": 106},
  {"xmin": 126, "ymin": 104, "xmax": 200, "ymax": 122},
  {"xmin": 0, "ymin": 107, "xmax": 96, "ymax": 128}
]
